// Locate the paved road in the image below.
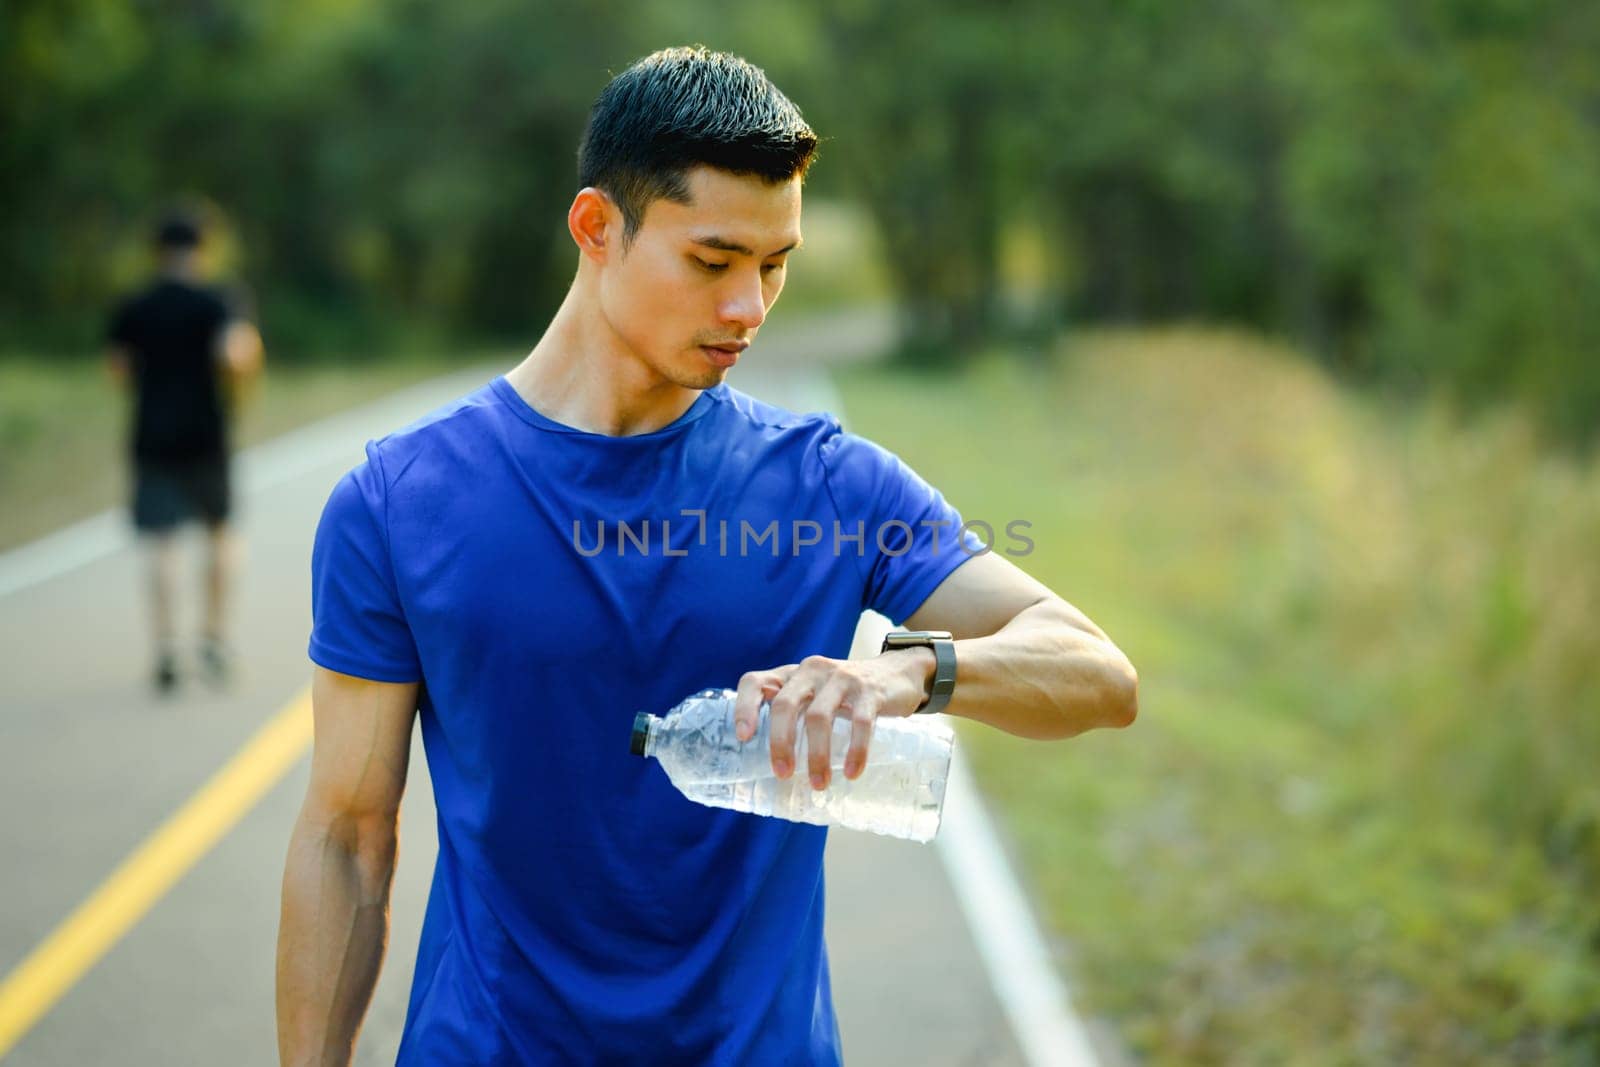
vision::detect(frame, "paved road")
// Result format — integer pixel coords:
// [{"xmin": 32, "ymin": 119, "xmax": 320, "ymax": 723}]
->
[{"xmin": 0, "ymin": 328, "xmax": 1034, "ymax": 1064}]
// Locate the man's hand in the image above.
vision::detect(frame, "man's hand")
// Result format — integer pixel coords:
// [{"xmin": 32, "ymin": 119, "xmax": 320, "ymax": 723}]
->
[{"xmin": 734, "ymin": 649, "xmax": 934, "ymax": 791}]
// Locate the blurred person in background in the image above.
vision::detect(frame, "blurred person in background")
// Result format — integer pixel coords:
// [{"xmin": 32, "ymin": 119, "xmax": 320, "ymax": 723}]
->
[{"xmin": 106, "ymin": 208, "xmax": 264, "ymax": 693}]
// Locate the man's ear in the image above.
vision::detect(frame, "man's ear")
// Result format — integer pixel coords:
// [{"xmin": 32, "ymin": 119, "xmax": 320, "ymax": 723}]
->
[{"xmin": 569, "ymin": 187, "xmax": 618, "ymax": 264}]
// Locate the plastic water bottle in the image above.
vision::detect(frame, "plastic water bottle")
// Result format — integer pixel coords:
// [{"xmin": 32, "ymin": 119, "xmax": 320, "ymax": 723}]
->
[{"xmin": 629, "ymin": 687, "xmax": 954, "ymax": 843}]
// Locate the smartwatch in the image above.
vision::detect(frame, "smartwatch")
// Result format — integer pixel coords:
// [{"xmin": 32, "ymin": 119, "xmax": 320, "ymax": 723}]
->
[{"xmin": 880, "ymin": 630, "xmax": 956, "ymax": 715}]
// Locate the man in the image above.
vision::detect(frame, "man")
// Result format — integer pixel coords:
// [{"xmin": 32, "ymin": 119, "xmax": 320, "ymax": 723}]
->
[
  {"xmin": 277, "ymin": 47, "xmax": 1137, "ymax": 1066},
  {"xmin": 107, "ymin": 209, "xmax": 263, "ymax": 692}
]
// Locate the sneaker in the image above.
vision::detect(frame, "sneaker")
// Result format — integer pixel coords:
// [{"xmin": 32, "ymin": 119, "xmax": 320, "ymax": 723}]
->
[
  {"xmin": 199, "ymin": 638, "xmax": 232, "ymax": 688},
  {"xmin": 154, "ymin": 652, "xmax": 179, "ymax": 694}
]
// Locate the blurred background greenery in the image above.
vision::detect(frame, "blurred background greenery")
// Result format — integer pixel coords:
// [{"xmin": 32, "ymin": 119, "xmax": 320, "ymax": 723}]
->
[
  {"xmin": 9, "ymin": 0, "xmax": 1600, "ymax": 445},
  {"xmin": 4, "ymin": 1, "xmax": 1599, "ymax": 1062}
]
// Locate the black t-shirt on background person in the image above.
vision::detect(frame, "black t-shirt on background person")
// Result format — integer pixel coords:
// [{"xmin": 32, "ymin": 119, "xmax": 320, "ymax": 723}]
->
[{"xmin": 108, "ymin": 279, "xmax": 237, "ymax": 461}]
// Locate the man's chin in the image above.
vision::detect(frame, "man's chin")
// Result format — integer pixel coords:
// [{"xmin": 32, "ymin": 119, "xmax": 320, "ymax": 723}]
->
[
  {"xmin": 651, "ymin": 352, "xmax": 730, "ymax": 392},
  {"xmin": 676, "ymin": 366, "xmax": 729, "ymax": 391}
]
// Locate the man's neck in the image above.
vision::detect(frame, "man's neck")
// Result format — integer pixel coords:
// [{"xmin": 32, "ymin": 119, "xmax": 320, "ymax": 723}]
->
[
  {"xmin": 158, "ymin": 254, "xmax": 199, "ymax": 283},
  {"xmin": 504, "ymin": 287, "xmax": 703, "ymax": 438}
]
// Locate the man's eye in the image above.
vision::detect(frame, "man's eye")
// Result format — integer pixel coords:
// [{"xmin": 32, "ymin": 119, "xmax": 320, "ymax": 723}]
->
[
  {"xmin": 762, "ymin": 262, "xmax": 785, "ymax": 275},
  {"xmin": 694, "ymin": 257, "xmax": 729, "ymax": 273}
]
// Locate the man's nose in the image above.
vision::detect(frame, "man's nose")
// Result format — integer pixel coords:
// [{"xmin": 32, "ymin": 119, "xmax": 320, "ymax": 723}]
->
[{"xmin": 718, "ymin": 274, "xmax": 767, "ymax": 332}]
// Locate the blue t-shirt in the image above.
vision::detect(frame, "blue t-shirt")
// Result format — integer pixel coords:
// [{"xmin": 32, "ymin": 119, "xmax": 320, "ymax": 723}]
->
[{"xmin": 309, "ymin": 376, "xmax": 976, "ymax": 1065}]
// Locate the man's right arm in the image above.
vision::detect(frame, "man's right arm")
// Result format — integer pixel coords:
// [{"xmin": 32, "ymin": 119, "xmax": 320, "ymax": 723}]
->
[
  {"xmin": 214, "ymin": 314, "xmax": 264, "ymax": 413},
  {"xmin": 276, "ymin": 666, "xmax": 419, "ymax": 1066},
  {"xmin": 217, "ymin": 319, "xmax": 264, "ymax": 379}
]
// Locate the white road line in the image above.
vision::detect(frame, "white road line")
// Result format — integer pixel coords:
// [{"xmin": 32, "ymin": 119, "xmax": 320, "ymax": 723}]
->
[
  {"xmin": 0, "ymin": 512, "xmax": 128, "ymax": 602},
  {"xmin": 0, "ymin": 366, "xmax": 494, "ymax": 600},
  {"xmin": 938, "ymin": 748, "xmax": 1104, "ymax": 1067}
]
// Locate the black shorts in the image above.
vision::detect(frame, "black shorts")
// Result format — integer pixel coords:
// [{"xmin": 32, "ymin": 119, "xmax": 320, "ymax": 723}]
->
[{"xmin": 132, "ymin": 454, "xmax": 232, "ymax": 532}]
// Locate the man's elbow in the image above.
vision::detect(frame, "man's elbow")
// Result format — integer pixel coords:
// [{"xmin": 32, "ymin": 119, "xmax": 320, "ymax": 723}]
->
[
  {"xmin": 342, "ymin": 811, "xmax": 401, "ymax": 876},
  {"xmin": 296, "ymin": 805, "xmax": 401, "ymax": 890}
]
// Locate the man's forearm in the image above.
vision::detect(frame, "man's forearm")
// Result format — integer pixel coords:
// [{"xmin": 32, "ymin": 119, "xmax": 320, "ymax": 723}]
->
[
  {"xmin": 905, "ymin": 598, "xmax": 1138, "ymax": 739},
  {"xmin": 276, "ymin": 813, "xmax": 397, "ymax": 1066}
]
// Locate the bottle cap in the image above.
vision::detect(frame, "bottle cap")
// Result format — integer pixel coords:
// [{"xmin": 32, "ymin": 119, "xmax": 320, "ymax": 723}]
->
[{"xmin": 630, "ymin": 712, "xmax": 651, "ymax": 756}]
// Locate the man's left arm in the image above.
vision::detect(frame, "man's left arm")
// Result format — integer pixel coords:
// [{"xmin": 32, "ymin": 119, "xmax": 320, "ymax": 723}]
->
[
  {"xmin": 106, "ymin": 299, "xmax": 132, "ymax": 387},
  {"xmin": 734, "ymin": 552, "xmax": 1138, "ymax": 791}
]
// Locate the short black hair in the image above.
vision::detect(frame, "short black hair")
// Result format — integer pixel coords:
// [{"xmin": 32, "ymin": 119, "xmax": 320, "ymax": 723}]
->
[
  {"xmin": 155, "ymin": 209, "xmax": 203, "ymax": 249},
  {"xmin": 577, "ymin": 46, "xmax": 817, "ymax": 246}
]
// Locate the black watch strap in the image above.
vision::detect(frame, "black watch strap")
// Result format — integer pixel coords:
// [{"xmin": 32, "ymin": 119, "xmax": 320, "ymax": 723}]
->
[{"xmin": 879, "ymin": 630, "xmax": 956, "ymax": 715}]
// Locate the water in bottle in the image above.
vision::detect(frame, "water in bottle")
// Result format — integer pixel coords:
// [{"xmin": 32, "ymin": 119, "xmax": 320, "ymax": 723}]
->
[{"xmin": 629, "ymin": 687, "xmax": 954, "ymax": 843}]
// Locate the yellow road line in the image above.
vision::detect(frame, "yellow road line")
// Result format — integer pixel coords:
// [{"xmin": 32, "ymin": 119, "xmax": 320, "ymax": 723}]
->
[{"xmin": 0, "ymin": 689, "xmax": 313, "ymax": 1056}]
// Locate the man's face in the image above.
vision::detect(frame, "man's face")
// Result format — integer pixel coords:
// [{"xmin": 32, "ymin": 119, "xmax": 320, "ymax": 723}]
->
[{"xmin": 598, "ymin": 165, "xmax": 802, "ymax": 390}]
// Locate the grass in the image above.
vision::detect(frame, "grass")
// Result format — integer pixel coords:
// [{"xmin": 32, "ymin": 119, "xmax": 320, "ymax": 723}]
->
[
  {"xmin": 0, "ymin": 353, "xmax": 486, "ymax": 550},
  {"xmin": 835, "ymin": 330, "xmax": 1600, "ymax": 1065}
]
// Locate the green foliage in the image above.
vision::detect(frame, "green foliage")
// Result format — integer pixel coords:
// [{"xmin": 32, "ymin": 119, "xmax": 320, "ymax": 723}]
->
[
  {"xmin": 1, "ymin": 0, "xmax": 651, "ymax": 354},
  {"xmin": 3, "ymin": 1, "xmax": 1599, "ymax": 436},
  {"xmin": 838, "ymin": 329, "xmax": 1600, "ymax": 1063}
]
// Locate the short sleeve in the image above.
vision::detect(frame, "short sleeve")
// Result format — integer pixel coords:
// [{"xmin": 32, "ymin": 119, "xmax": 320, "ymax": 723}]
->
[
  {"xmin": 818, "ymin": 428, "xmax": 982, "ymax": 624},
  {"xmin": 205, "ymin": 287, "xmax": 233, "ymax": 345},
  {"xmin": 217, "ymin": 283, "xmax": 254, "ymax": 323},
  {"xmin": 308, "ymin": 446, "xmax": 423, "ymax": 682}
]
